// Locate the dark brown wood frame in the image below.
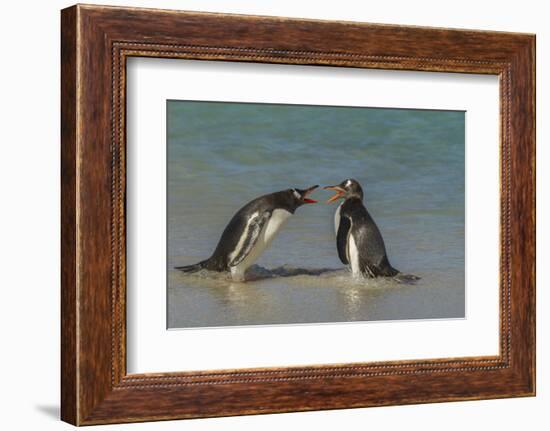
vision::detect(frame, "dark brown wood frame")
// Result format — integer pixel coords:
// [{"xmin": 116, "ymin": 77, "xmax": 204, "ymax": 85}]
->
[{"xmin": 61, "ymin": 4, "xmax": 535, "ymax": 426}]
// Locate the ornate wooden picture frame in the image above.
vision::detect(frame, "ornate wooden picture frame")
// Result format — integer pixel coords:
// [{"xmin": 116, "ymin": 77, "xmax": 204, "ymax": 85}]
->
[{"xmin": 61, "ymin": 4, "xmax": 535, "ymax": 425}]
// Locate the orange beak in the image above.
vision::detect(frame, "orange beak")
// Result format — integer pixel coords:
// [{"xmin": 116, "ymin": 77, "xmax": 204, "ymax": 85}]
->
[
  {"xmin": 323, "ymin": 185, "xmax": 346, "ymax": 203},
  {"xmin": 301, "ymin": 185, "xmax": 319, "ymax": 204}
]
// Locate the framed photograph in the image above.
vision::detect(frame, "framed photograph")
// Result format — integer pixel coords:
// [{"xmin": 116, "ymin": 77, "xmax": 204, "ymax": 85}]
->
[{"xmin": 61, "ymin": 4, "xmax": 535, "ymax": 425}]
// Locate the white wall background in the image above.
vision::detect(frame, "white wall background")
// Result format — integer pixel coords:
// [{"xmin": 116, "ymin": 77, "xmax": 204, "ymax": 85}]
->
[{"xmin": 0, "ymin": 0, "xmax": 546, "ymax": 429}]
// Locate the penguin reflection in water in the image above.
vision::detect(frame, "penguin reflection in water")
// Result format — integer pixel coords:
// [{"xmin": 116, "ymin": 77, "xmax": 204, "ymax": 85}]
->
[
  {"xmin": 324, "ymin": 179, "xmax": 419, "ymax": 282},
  {"xmin": 175, "ymin": 185, "xmax": 319, "ymax": 281}
]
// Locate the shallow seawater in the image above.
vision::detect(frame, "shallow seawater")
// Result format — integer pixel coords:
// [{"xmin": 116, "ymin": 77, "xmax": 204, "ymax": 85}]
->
[{"xmin": 167, "ymin": 101, "xmax": 465, "ymax": 328}]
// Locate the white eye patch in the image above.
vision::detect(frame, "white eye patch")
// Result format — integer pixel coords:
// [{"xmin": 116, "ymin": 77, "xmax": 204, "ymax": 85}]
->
[
  {"xmin": 292, "ymin": 189, "xmax": 301, "ymax": 199},
  {"xmin": 346, "ymin": 179, "xmax": 352, "ymax": 187}
]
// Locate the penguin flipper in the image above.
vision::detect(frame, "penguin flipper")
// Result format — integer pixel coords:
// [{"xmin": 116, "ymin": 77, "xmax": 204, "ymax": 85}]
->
[
  {"xmin": 229, "ymin": 211, "xmax": 271, "ymax": 267},
  {"xmin": 336, "ymin": 216, "xmax": 351, "ymax": 265}
]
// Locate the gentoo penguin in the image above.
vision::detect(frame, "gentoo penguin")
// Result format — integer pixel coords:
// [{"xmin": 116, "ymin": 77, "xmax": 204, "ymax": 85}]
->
[
  {"xmin": 175, "ymin": 185, "xmax": 319, "ymax": 281},
  {"xmin": 324, "ymin": 179, "xmax": 401, "ymax": 278}
]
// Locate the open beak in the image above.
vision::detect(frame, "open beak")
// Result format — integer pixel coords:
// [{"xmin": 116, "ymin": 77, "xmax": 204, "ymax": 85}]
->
[
  {"xmin": 301, "ymin": 185, "xmax": 319, "ymax": 204},
  {"xmin": 323, "ymin": 185, "xmax": 346, "ymax": 203}
]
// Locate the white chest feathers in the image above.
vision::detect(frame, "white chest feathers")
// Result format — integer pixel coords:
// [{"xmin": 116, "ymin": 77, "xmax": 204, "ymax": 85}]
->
[
  {"xmin": 264, "ymin": 209, "xmax": 292, "ymax": 244},
  {"xmin": 230, "ymin": 209, "xmax": 292, "ymax": 280},
  {"xmin": 348, "ymin": 234, "xmax": 361, "ymax": 276}
]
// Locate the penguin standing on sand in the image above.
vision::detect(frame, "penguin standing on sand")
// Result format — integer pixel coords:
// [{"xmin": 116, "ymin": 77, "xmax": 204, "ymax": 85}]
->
[
  {"xmin": 176, "ymin": 185, "xmax": 319, "ymax": 281},
  {"xmin": 324, "ymin": 179, "xmax": 414, "ymax": 280}
]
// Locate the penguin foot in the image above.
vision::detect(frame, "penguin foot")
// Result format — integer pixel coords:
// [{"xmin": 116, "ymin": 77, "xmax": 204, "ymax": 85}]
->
[{"xmin": 393, "ymin": 273, "xmax": 421, "ymax": 285}]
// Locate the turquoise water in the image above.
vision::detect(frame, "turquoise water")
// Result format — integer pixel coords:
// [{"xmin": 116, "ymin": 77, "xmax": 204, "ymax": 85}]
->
[{"xmin": 167, "ymin": 101, "xmax": 465, "ymax": 328}]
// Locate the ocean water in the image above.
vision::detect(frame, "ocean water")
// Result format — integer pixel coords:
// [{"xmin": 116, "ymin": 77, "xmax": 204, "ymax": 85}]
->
[{"xmin": 167, "ymin": 101, "xmax": 465, "ymax": 328}]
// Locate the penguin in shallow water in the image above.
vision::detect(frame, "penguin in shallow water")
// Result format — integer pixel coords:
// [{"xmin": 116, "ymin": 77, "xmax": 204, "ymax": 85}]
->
[
  {"xmin": 324, "ymin": 179, "xmax": 416, "ymax": 280},
  {"xmin": 175, "ymin": 185, "xmax": 319, "ymax": 281}
]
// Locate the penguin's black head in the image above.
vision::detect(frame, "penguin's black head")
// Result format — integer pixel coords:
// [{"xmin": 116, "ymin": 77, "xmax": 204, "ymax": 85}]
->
[
  {"xmin": 323, "ymin": 179, "xmax": 364, "ymax": 203},
  {"xmin": 286, "ymin": 185, "xmax": 319, "ymax": 210}
]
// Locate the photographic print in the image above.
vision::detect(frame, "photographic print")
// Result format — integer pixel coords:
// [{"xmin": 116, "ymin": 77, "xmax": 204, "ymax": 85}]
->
[
  {"xmin": 60, "ymin": 6, "xmax": 536, "ymax": 423},
  {"xmin": 167, "ymin": 100, "xmax": 465, "ymax": 328}
]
